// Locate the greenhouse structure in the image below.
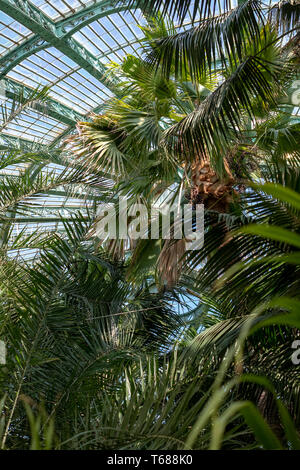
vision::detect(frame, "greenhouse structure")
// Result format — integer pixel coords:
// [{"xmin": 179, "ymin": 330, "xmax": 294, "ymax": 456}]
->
[{"xmin": 0, "ymin": 0, "xmax": 299, "ymax": 452}]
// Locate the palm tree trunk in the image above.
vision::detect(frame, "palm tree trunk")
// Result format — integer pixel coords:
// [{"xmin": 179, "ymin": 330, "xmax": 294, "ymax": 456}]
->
[{"xmin": 189, "ymin": 159, "xmax": 235, "ymax": 213}]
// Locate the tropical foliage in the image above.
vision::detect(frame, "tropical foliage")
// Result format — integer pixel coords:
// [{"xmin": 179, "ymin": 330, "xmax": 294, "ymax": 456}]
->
[{"xmin": 0, "ymin": 0, "xmax": 299, "ymax": 450}]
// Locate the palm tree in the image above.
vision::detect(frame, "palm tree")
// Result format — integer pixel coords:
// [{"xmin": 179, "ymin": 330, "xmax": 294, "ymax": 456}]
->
[
  {"xmin": 0, "ymin": 0, "xmax": 299, "ymax": 451},
  {"xmin": 64, "ymin": 3, "xmax": 300, "ymax": 443}
]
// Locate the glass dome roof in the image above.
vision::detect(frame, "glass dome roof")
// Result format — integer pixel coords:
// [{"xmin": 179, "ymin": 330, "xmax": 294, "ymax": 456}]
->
[{"xmin": 0, "ymin": 0, "xmax": 210, "ymax": 147}]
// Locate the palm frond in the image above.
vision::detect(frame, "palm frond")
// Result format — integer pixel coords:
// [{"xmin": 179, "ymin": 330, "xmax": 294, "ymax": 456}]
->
[
  {"xmin": 163, "ymin": 55, "xmax": 280, "ymax": 172},
  {"xmin": 269, "ymin": 0, "xmax": 300, "ymax": 33},
  {"xmin": 146, "ymin": 0, "xmax": 264, "ymax": 81},
  {"xmin": 0, "ymin": 84, "xmax": 49, "ymax": 133},
  {"xmin": 117, "ymin": 0, "xmax": 232, "ymax": 24}
]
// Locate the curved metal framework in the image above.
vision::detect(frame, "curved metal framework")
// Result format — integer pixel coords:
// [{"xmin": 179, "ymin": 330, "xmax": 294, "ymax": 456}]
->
[
  {"xmin": 0, "ymin": 1, "xmax": 287, "ymax": 147},
  {"xmin": 0, "ymin": 0, "xmax": 217, "ymax": 146},
  {"xmin": 0, "ymin": 0, "xmax": 151, "ymax": 145},
  {"xmin": 0, "ymin": 0, "xmax": 232, "ymax": 147}
]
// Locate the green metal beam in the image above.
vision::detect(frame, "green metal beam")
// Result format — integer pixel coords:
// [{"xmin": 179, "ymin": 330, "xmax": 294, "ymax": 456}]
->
[
  {"xmin": 0, "ymin": 1, "xmax": 137, "ymax": 79},
  {"xmin": 1, "ymin": 78, "xmax": 84, "ymax": 125},
  {"xmin": 50, "ymin": 102, "xmax": 107, "ymax": 147},
  {"xmin": 0, "ymin": 0, "xmax": 144, "ymax": 147},
  {"xmin": 0, "ymin": 0, "xmax": 123, "ymax": 91},
  {"xmin": 0, "ymin": 83, "xmax": 105, "ymax": 151},
  {"xmin": 0, "ymin": 132, "xmax": 42, "ymax": 150},
  {"xmin": 0, "ymin": 36, "xmax": 47, "ymax": 79},
  {"xmin": 50, "ymin": 125, "xmax": 78, "ymax": 148},
  {"xmin": 0, "ymin": 133, "xmax": 51, "ymax": 151},
  {"xmin": 57, "ymin": 1, "xmax": 134, "ymax": 37}
]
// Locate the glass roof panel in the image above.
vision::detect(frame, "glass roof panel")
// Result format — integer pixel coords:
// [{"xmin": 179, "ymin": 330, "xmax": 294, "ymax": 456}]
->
[
  {"xmin": 0, "ymin": 96, "xmax": 68, "ymax": 143},
  {"xmin": 72, "ymin": 9, "xmax": 147, "ymax": 60},
  {"xmin": 29, "ymin": 0, "xmax": 93, "ymax": 21},
  {"xmin": 0, "ymin": 11, "xmax": 33, "ymax": 55},
  {"xmin": 6, "ymin": 45, "xmax": 112, "ymax": 115}
]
